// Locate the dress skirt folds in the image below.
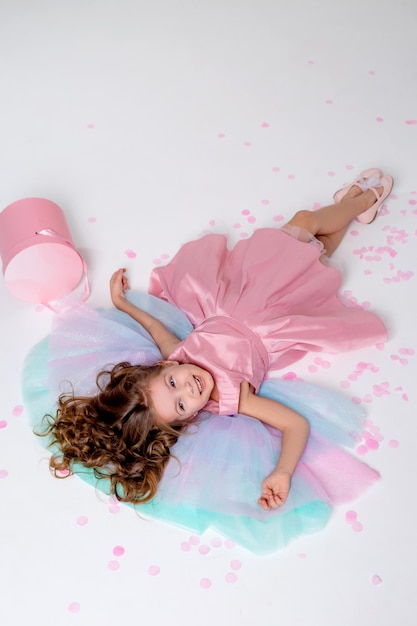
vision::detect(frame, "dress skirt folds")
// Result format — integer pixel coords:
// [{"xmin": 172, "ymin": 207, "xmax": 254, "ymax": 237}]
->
[
  {"xmin": 23, "ymin": 228, "xmax": 385, "ymax": 554},
  {"xmin": 149, "ymin": 228, "xmax": 386, "ymax": 414}
]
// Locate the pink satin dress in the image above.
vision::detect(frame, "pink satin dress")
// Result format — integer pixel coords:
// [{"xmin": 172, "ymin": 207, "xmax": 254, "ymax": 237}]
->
[{"xmin": 149, "ymin": 227, "xmax": 387, "ymax": 415}]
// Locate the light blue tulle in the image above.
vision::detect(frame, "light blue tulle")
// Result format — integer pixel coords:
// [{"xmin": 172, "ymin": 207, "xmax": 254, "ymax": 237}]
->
[{"xmin": 22, "ymin": 292, "xmax": 379, "ymax": 554}]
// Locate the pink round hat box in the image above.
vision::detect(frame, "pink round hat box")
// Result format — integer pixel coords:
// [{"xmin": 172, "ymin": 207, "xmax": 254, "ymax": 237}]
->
[{"xmin": 0, "ymin": 198, "xmax": 86, "ymax": 304}]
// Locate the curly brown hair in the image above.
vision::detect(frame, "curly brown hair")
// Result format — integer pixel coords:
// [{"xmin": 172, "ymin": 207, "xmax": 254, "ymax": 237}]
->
[{"xmin": 39, "ymin": 362, "xmax": 187, "ymax": 504}]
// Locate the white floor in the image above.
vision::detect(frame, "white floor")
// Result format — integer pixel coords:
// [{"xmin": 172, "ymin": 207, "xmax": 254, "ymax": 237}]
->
[{"xmin": 1, "ymin": 1, "xmax": 416, "ymax": 624}]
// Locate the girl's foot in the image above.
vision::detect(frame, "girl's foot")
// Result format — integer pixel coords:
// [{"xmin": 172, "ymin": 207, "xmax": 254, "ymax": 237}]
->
[
  {"xmin": 344, "ymin": 182, "xmax": 385, "ymax": 203},
  {"xmin": 356, "ymin": 175, "xmax": 394, "ymax": 224},
  {"xmin": 333, "ymin": 168, "xmax": 383, "ymax": 204}
]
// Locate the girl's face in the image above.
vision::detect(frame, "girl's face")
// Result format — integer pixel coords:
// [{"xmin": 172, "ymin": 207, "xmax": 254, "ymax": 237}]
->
[{"xmin": 148, "ymin": 361, "xmax": 215, "ymax": 423}]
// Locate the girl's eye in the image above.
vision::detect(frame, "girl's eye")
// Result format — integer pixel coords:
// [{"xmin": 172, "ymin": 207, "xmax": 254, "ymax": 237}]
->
[
  {"xmin": 178, "ymin": 401, "xmax": 185, "ymax": 412},
  {"xmin": 169, "ymin": 377, "xmax": 175, "ymax": 387}
]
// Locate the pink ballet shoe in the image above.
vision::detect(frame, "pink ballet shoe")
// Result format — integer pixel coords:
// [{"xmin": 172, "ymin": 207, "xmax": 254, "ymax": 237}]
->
[
  {"xmin": 333, "ymin": 168, "xmax": 384, "ymax": 203},
  {"xmin": 356, "ymin": 174, "xmax": 394, "ymax": 224}
]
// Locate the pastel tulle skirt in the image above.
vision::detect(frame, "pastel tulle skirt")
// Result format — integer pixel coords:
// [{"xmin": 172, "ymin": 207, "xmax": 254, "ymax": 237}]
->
[{"xmin": 23, "ymin": 293, "xmax": 380, "ymax": 554}]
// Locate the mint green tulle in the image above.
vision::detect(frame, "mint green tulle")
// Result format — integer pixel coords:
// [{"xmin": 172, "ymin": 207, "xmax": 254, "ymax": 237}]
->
[{"xmin": 22, "ymin": 294, "xmax": 378, "ymax": 554}]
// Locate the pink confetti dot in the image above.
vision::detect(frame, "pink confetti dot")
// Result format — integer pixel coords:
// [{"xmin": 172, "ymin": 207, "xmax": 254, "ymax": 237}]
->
[
  {"xmin": 230, "ymin": 559, "xmax": 242, "ymax": 570},
  {"xmin": 225, "ymin": 572, "xmax": 238, "ymax": 584},
  {"xmin": 209, "ymin": 220, "xmax": 215, "ymax": 226},
  {"xmin": 189, "ymin": 535, "xmax": 200, "ymax": 545},
  {"xmin": 288, "ymin": 174, "xmax": 295, "ymax": 180},
  {"xmin": 297, "ymin": 553, "xmax": 307, "ymax": 559},
  {"xmin": 181, "ymin": 541, "xmax": 192, "ymax": 552},
  {"xmin": 68, "ymin": 602, "xmax": 81, "ymax": 613},
  {"xmin": 356, "ymin": 445, "xmax": 368, "ymax": 456},
  {"xmin": 247, "ymin": 216, "xmax": 256, "ymax": 224},
  {"xmin": 113, "ymin": 545, "xmax": 125, "ymax": 557},
  {"xmin": 405, "ymin": 120, "xmax": 417, "ymax": 125},
  {"xmin": 243, "ymin": 141, "xmax": 252, "ymax": 147},
  {"xmin": 217, "ymin": 133, "xmax": 225, "ymax": 138},
  {"xmin": 308, "ymin": 365, "xmax": 318, "ymax": 373},
  {"xmin": 352, "ymin": 521, "xmax": 363, "ymax": 532},
  {"xmin": 0, "ymin": 469, "xmax": 9, "ymax": 479},
  {"xmin": 233, "ymin": 222, "xmax": 241, "ymax": 229},
  {"xmin": 261, "ymin": 122, "xmax": 270, "ymax": 128},
  {"xmin": 376, "ymin": 117, "xmax": 384, "ymax": 123},
  {"xmin": 312, "ymin": 202, "xmax": 322, "ymax": 210},
  {"xmin": 346, "ymin": 164, "xmax": 354, "ymax": 170},
  {"xmin": 372, "ymin": 575, "xmax": 383, "ymax": 585},
  {"xmin": 399, "ymin": 347, "xmax": 414, "ymax": 355},
  {"xmin": 352, "ymin": 397, "xmax": 362, "ymax": 405},
  {"xmin": 35, "ymin": 304, "xmax": 45, "ymax": 312},
  {"xmin": 211, "ymin": 537, "xmax": 223, "ymax": 548},
  {"xmin": 366, "ymin": 438, "xmax": 379, "ymax": 451},
  {"xmin": 76, "ymin": 516, "xmax": 88, "ymax": 526},
  {"xmin": 328, "ymin": 171, "xmax": 336, "ymax": 177},
  {"xmin": 368, "ymin": 70, "xmax": 375, "ymax": 76},
  {"xmin": 389, "ymin": 440, "xmax": 399, "ymax": 448},
  {"xmin": 108, "ymin": 560, "xmax": 120, "ymax": 571},
  {"xmin": 0, "ymin": 420, "xmax": 7, "ymax": 429},
  {"xmin": 261, "ymin": 199, "xmax": 270, "ymax": 205},
  {"xmin": 124, "ymin": 249, "xmax": 137, "ymax": 259},
  {"xmin": 12, "ymin": 405, "xmax": 24, "ymax": 416},
  {"xmin": 199, "ymin": 545, "xmax": 211, "ymax": 555},
  {"xmin": 224, "ymin": 539, "xmax": 236, "ymax": 549},
  {"xmin": 340, "ymin": 380, "xmax": 350, "ymax": 388},
  {"xmin": 108, "ymin": 502, "xmax": 120, "ymax": 514},
  {"xmin": 325, "ymin": 100, "xmax": 333, "ymax": 105},
  {"xmin": 200, "ymin": 578, "xmax": 212, "ymax": 589},
  {"xmin": 148, "ymin": 565, "xmax": 160, "ymax": 576},
  {"xmin": 272, "ymin": 215, "xmax": 284, "ymax": 222},
  {"xmin": 88, "ymin": 217, "xmax": 97, "ymax": 223},
  {"xmin": 345, "ymin": 510, "xmax": 357, "ymax": 523},
  {"xmin": 241, "ymin": 209, "xmax": 250, "ymax": 216},
  {"xmin": 272, "ymin": 167, "xmax": 280, "ymax": 173},
  {"xmin": 152, "ymin": 259, "xmax": 162, "ymax": 266},
  {"xmin": 239, "ymin": 232, "xmax": 249, "ymax": 239},
  {"xmin": 282, "ymin": 371, "xmax": 297, "ymax": 380}
]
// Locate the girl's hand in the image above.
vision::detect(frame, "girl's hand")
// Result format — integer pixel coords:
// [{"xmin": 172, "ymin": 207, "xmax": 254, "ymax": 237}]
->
[
  {"xmin": 237, "ymin": 385, "xmax": 308, "ymax": 511},
  {"xmin": 110, "ymin": 268, "xmax": 129, "ymax": 309},
  {"xmin": 238, "ymin": 380, "xmax": 256, "ymax": 413},
  {"xmin": 258, "ymin": 469, "xmax": 291, "ymax": 510},
  {"xmin": 108, "ymin": 271, "xmax": 180, "ymax": 358}
]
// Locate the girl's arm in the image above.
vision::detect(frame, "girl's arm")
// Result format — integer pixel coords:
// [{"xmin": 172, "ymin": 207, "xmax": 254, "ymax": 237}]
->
[
  {"xmin": 110, "ymin": 269, "xmax": 181, "ymax": 359},
  {"xmin": 238, "ymin": 381, "xmax": 310, "ymax": 510}
]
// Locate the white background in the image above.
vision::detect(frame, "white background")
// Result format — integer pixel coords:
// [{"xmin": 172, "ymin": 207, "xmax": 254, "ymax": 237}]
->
[{"xmin": 0, "ymin": 1, "xmax": 416, "ymax": 624}]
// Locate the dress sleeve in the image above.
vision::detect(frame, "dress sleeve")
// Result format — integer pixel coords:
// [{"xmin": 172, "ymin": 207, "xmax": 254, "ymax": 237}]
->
[
  {"xmin": 168, "ymin": 323, "xmax": 265, "ymax": 416},
  {"xmin": 169, "ymin": 339, "xmax": 243, "ymax": 416}
]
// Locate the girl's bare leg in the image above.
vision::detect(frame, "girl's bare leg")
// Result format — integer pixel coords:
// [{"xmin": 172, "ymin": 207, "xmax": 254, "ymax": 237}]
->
[{"xmin": 286, "ymin": 185, "xmax": 383, "ymax": 257}]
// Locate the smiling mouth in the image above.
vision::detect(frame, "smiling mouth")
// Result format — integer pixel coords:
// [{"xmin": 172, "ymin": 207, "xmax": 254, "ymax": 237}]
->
[{"xmin": 193, "ymin": 375, "xmax": 204, "ymax": 394}]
